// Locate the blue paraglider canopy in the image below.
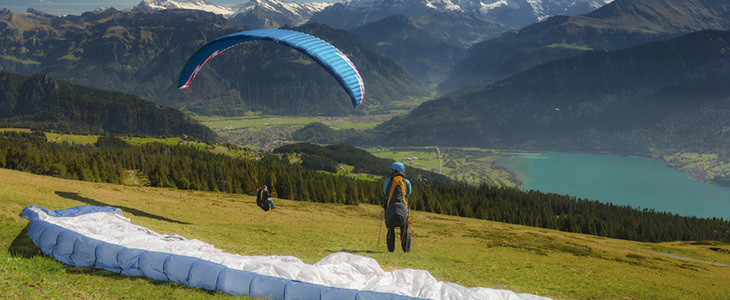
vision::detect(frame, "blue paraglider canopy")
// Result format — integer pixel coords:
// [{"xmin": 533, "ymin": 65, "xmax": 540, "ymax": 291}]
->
[{"xmin": 178, "ymin": 29, "xmax": 365, "ymax": 109}]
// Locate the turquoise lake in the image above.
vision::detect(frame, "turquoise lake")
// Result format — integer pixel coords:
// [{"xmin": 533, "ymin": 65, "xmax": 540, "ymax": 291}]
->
[{"xmin": 496, "ymin": 152, "xmax": 730, "ymax": 220}]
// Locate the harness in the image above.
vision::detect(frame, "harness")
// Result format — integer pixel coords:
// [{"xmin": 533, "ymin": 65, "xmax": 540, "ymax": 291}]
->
[
  {"xmin": 385, "ymin": 172, "xmax": 409, "ymax": 228},
  {"xmin": 386, "ymin": 172, "xmax": 408, "ymax": 209}
]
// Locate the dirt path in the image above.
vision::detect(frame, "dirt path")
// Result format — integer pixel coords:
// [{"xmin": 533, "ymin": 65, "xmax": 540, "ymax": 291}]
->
[{"xmin": 639, "ymin": 249, "xmax": 730, "ymax": 267}]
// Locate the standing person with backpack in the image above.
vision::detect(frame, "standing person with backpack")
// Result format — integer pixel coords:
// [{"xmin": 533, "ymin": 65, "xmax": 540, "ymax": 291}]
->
[{"xmin": 383, "ymin": 162, "xmax": 412, "ymax": 253}]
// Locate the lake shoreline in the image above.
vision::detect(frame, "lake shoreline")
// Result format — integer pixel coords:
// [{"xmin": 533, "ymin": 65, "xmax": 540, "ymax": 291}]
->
[
  {"xmin": 496, "ymin": 150, "xmax": 730, "ymax": 190},
  {"xmin": 494, "ymin": 152, "xmax": 730, "ymax": 220}
]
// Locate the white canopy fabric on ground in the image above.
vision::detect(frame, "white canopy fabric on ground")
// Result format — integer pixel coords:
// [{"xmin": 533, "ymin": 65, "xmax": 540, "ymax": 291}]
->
[{"xmin": 21, "ymin": 205, "xmax": 551, "ymax": 300}]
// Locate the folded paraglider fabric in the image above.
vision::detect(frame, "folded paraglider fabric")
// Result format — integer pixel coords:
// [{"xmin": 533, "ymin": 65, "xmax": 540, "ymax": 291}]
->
[{"xmin": 21, "ymin": 205, "xmax": 551, "ymax": 300}]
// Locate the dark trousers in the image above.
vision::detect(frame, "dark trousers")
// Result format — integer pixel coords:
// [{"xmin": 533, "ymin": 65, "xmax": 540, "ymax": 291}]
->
[{"xmin": 386, "ymin": 221, "xmax": 411, "ymax": 253}]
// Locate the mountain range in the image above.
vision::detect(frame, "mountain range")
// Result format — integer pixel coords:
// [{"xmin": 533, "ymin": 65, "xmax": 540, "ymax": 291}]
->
[
  {"xmin": 130, "ymin": 0, "xmax": 610, "ymax": 30},
  {"xmin": 4, "ymin": 0, "xmax": 730, "ymax": 159},
  {"xmin": 228, "ymin": 0, "xmax": 333, "ymax": 28},
  {"xmin": 369, "ymin": 30, "xmax": 730, "ymax": 156},
  {"xmin": 440, "ymin": 0, "xmax": 730, "ymax": 92},
  {"xmin": 134, "ymin": 0, "xmax": 235, "ymax": 16},
  {"xmin": 0, "ymin": 8, "xmax": 427, "ymax": 116},
  {"xmin": 309, "ymin": 0, "xmax": 612, "ymax": 29},
  {"xmin": 3, "ymin": 0, "xmax": 618, "ymax": 91},
  {"xmin": 136, "ymin": 0, "xmax": 334, "ymax": 29},
  {"xmin": 129, "ymin": 0, "xmax": 613, "ymax": 84}
]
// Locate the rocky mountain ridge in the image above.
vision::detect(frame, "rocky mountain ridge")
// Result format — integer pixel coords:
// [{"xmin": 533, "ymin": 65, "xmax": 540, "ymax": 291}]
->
[
  {"xmin": 309, "ymin": 0, "xmax": 612, "ymax": 29},
  {"xmin": 440, "ymin": 0, "xmax": 730, "ymax": 92}
]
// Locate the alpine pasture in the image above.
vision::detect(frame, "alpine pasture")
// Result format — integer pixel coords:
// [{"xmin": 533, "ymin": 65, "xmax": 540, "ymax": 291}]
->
[{"xmin": 2, "ymin": 168, "xmax": 730, "ymax": 299}]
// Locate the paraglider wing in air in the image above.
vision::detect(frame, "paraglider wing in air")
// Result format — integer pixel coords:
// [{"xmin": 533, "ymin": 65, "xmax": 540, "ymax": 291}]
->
[{"xmin": 177, "ymin": 29, "xmax": 364, "ymax": 109}]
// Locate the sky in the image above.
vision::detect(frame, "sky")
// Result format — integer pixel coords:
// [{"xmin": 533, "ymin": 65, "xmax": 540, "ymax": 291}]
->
[{"xmin": 1, "ymin": 0, "xmax": 331, "ymax": 16}]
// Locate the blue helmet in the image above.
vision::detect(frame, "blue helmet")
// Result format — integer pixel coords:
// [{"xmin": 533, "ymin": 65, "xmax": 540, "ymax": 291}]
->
[{"xmin": 391, "ymin": 162, "xmax": 405, "ymax": 173}]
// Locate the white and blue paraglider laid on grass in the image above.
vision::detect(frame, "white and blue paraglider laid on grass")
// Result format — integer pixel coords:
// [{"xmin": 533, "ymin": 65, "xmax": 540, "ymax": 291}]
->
[
  {"xmin": 21, "ymin": 205, "xmax": 551, "ymax": 300},
  {"xmin": 177, "ymin": 28, "xmax": 365, "ymax": 109}
]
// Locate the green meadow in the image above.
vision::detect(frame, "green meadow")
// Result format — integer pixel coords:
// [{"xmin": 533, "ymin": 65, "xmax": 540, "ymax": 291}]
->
[
  {"xmin": 369, "ymin": 147, "xmax": 520, "ymax": 187},
  {"xmin": 195, "ymin": 115, "xmax": 386, "ymax": 149},
  {"xmin": 659, "ymin": 152, "xmax": 730, "ymax": 184},
  {"xmin": 199, "ymin": 115, "xmax": 384, "ymax": 132},
  {"xmin": 2, "ymin": 168, "xmax": 730, "ymax": 299},
  {"xmin": 41, "ymin": 131, "xmax": 247, "ymax": 159}
]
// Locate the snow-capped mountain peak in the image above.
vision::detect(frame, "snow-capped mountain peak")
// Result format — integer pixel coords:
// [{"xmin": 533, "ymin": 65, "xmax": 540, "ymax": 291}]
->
[
  {"xmin": 310, "ymin": 0, "xmax": 613, "ymax": 29},
  {"xmin": 134, "ymin": 0, "xmax": 234, "ymax": 17},
  {"xmin": 228, "ymin": 0, "xmax": 333, "ymax": 28},
  {"xmin": 132, "ymin": 0, "xmax": 332, "ymax": 28},
  {"xmin": 232, "ymin": 0, "xmax": 332, "ymax": 15}
]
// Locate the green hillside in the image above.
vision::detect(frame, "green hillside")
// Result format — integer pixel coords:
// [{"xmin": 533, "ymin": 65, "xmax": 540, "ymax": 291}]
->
[
  {"xmin": 273, "ymin": 142, "xmax": 453, "ymax": 185},
  {"xmin": 0, "ymin": 71, "xmax": 218, "ymax": 142},
  {"xmin": 3, "ymin": 130, "xmax": 729, "ymax": 243},
  {"xmin": 3, "ymin": 168, "xmax": 730, "ymax": 299}
]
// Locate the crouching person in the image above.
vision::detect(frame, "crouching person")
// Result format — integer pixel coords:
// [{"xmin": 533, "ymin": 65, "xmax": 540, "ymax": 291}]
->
[{"xmin": 256, "ymin": 185, "xmax": 275, "ymax": 211}]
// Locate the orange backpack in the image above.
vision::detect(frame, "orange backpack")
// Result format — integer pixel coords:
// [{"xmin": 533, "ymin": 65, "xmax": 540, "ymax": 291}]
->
[{"xmin": 385, "ymin": 172, "xmax": 409, "ymax": 227}]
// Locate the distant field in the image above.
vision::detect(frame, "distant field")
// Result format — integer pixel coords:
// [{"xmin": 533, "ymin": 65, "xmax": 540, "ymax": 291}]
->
[
  {"xmin": 21, "ymin": 131, "xmax": 241, "ymax": 157},
  {"xmin": 369, "ymin": 147, "xmax": 520, "ymax": 187},
  {"xmin": 198, "ymin": 115, "xmax": 384, "ymax": 132},
  {"xmin": 0, "ymin": 128, "xmax": 31, "ymax": 133},
  {"xmin": 2, "ymin": 168, "xmax": 730, "ymax": 299},
  {"xmin": 659, "ymin": 152, "xmax": 730, "ymax": 184},
  {"xmin": 45, "ymin": 132, "xmax": 99, "ymax": 144},
  {"xmin": 191, "ymin": 117, "xmax": 521, "ymax": 186},
  {"xmin": 196, "ymin": 115, "xmax": 388, "ymax": 150}
]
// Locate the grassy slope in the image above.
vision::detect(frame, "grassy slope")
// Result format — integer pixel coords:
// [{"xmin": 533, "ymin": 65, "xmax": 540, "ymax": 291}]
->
[{"xmin": 2, "ymin": 168, "xmax": 730, "ymax": 299}]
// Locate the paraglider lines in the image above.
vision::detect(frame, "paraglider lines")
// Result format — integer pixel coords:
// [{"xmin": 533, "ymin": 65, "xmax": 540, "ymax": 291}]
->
[
  {"xmin": 240, "ymin": 155, "xmax": 260, "ymax": 189},
  {"xmin": 182, "ymin": 88, "xmax": 215, "ymax": 118}
]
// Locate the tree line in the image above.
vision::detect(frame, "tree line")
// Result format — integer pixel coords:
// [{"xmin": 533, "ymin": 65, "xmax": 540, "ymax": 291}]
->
[{"xmin": 2, "ymin": 131, "xmax": 729, "ymax": 243}]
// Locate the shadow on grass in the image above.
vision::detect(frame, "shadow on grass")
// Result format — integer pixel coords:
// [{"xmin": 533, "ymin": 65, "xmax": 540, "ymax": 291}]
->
[
  {"xmin": 9, "ymin": 225, "xmax": 44, "ymax": 258},
  {"xmin": 62, "ymin": 266, "xmax": 218, "ymax": 294},
  {"xmin": 9, "ymin": 226, "xmax": 217, "ymax": 295},
  {"xmin": 326, "ymin": 249, "xmax": 384, "ymax": 254},
  {"xmin": 55, "ymin": 191, "xmax": 189, "ymax": 225}
]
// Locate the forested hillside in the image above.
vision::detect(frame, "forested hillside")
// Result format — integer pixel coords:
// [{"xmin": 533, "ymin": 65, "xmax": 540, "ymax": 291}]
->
[
  {"xmin": 2, "ymin": 131, "xmax": 729, "ymax": 243},
  {"xmin": 0, "ymin": 71, "xmax": 218, "ymax": 142},
  {"xmin": 273, "ymin": 142, "xmax": 453, "ymax": 185}
]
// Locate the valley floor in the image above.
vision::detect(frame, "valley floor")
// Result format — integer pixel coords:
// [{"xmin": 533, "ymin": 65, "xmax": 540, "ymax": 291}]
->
[{"xmin": 199, "ymin": 116, "xmax": 730, "ymax": 189}]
